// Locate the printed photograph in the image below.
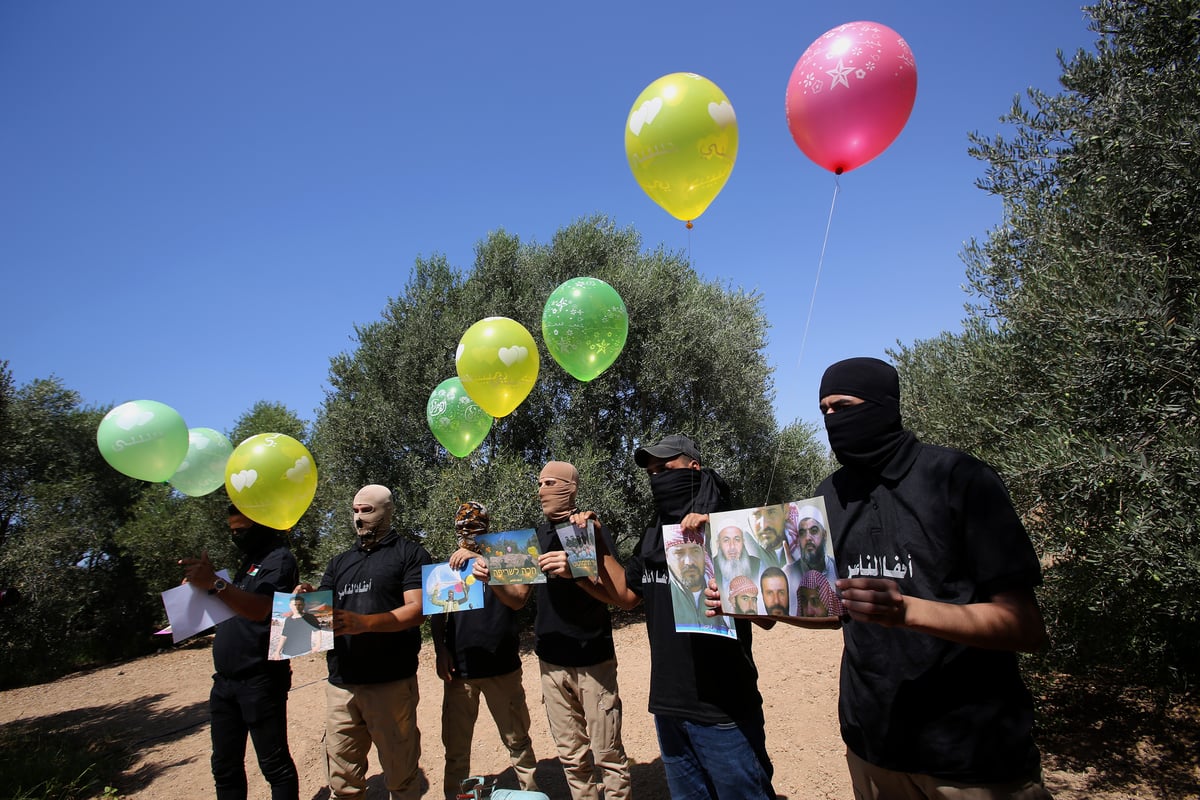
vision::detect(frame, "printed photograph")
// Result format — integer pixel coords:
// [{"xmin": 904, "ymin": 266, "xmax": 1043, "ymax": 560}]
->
[
  {"xmin": 476, "ymin": 529, "xmax": 546, "ymax": 585},
  {"xmin": 422, "ymin": 560, "xmax": 485, "ymax": 614},
  {"xmin": 268, "ymin": 589, "xmax": 334, "ymax": 660}
]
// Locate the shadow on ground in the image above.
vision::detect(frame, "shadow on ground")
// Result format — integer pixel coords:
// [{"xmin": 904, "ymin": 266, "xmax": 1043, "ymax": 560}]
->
[
  {"xmin": 1034, "ymin": 669, "xmax": 1200, "ymax": 799},
  {"xmin": 0, "ymin": 691, "xmax": 209, "ymax": 795}
]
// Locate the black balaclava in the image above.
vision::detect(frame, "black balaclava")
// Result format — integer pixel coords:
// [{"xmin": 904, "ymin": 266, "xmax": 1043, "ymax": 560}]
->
[
  {"xmin": 227, "ymin": 505, "xmax": 277, "ymax": 554},
  {"xmin": 819, "ymin": 357, "xmax": 915, "ymax": 474}
]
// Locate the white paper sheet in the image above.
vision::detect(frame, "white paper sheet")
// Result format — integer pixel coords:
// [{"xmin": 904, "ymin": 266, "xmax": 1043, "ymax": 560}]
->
[{"xmin": 161, "ymin": 570, "xmax": 235, "ymax": 643}]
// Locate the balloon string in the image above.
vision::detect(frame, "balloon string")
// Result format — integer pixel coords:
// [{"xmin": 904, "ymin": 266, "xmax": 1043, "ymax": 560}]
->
[
  {"xmin": 762, "ymin": 176, "xmax": 841, "ymax": 506},
  {"xmin": 795, "ymin": 178, "xmax": 840, "ymax": 369}
]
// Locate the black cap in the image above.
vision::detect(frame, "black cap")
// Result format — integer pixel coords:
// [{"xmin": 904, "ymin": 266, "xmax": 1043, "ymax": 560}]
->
[{"xmin": 634, "ymin": 434, "xmax": 701, "ymax": 467}]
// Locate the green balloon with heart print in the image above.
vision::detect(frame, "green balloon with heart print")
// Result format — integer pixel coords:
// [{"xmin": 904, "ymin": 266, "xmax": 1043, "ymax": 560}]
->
[
  {"xmin": 426, "ymin": 377, "xmax": 493, "ymax": 457},
  {"xmin": 542, "ymin": 277, "xmax": 629, "ymax": 381},
  {"xmin": 169, "ymin": 427, "xmax": 234, "ymax": 497},
  {"xmin": 96, "ymin": 399, "xmax": 190, "ymax": 482}
]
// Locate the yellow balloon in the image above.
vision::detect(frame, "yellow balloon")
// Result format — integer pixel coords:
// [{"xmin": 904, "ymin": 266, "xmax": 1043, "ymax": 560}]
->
[
  {"xmin": 224, "ymin": 433, "xmax": 318, "ymax": 529},
  {"xmin": 455, "ymin": 317, "xmax": 540, "ymax": 418},
  {"xmin": 465, "ymin": 575, "xmax": 476, "ymax": 586},
  {"xmin": 625, "ymin": 72, "xmax": 738, "ymax": 223}
]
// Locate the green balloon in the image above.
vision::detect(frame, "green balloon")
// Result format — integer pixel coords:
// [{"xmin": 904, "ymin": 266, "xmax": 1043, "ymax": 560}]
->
[
  {"xmin": 169, "ymin": 427, "xmax": 234, "ymax": 497},
  {"xmin": 96, "ymin": 400, "xmax": 190, "ymax": 482},
  {"xmin": 542, "ymin": 277, "xmax": 629, "ymax": 381},
  {"xmin": 427, "ymin": 377, "xmax": 493, "ymax": 458}
]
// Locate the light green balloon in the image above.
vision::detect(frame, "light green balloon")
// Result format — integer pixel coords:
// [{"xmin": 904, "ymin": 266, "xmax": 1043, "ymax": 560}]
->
[
  {"xmin": 542, "ymin": 277, "xmax": 629, "ymax": 381},
  {"xmin": 169, "ymin": 427, "xmax": 234, "ymax": 497},
  {"xmin": 96, "ymin": 400, "xmax": 190, "ymax": 482}
]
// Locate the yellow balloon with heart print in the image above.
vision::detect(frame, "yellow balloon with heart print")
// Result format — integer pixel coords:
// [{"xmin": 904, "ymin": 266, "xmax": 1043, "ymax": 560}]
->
[
  {"xmin": 625, "ymin": 72, "xmax": 738, "ymax": 224},
  {"xmin": 456, "ymin": 316, "xmax": 540, "ymax": 418},
  {"xmin": 224, "ymin": 433, "xmax": 318, "ymax": 530}
]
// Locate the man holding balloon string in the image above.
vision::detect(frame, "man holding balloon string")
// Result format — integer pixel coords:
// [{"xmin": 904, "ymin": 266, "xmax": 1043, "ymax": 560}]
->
[
  {"xmin": 180, "ymin": 504, "xmax": 301, "ymax": 800},
  {"xmin": 297, "ymin": 484, "xmax": 432, "ymax": 800}
]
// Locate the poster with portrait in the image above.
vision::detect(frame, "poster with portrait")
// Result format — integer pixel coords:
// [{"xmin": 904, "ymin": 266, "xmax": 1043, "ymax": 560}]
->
[
  {"xmin": 556, "ymin": 519, "xmax": 598, "ymax": 578},
  {"xmin": 268, "ymin": 589, "xmax": 334, "ymax": 660},
  {"xmin": 477, "ymin": 529, "xmax": 546, "ymax": 585},
  {"xmin": 422, "ymin": 560, "xmax": 485, "ymax": 614},
  {"xmin": 688, "ymin": 496, "xmax": 843, "ymax": 629},
  {"xmin": 662, "ymin": 523, "xmax": 737, "ymax": 639}
]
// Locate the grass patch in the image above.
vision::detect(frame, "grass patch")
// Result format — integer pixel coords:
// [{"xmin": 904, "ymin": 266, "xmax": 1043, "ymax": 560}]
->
[{"xmin": 0, "ymin": 724, "xmax": 131, "ymax": 800}]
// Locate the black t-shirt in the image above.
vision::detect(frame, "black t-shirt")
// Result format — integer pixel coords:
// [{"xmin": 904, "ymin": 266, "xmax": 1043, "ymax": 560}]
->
[
  {"xmin": 443, "ymin": 584, "xmax": 521, "ymax": 679},
  {"xmin": 319, "ymin": 531, "xmax": 432, "ymax": 685},
  {"xmin": 280, "ymin": 613, "xmax": 320, "ymax": 657},
  {"xmin": 625, "ymin": 522, "xmax": 763, "ymax": 725},
  {"xmin": 532, "ymin": 520, "xmax": 616, "ymax": 667},
  {"xmin": 213, "ymin": 536, "xmax": 298, "ymax": 677},
  {"xmin": 820, "ymin": 441, "xmax": 1044, "ymax": 783}
]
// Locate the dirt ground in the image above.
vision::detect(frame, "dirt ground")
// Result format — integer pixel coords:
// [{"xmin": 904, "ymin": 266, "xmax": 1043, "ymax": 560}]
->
[{"xmin": 1, "ymin": 612, "xmax": 1196, "ymax": 800}]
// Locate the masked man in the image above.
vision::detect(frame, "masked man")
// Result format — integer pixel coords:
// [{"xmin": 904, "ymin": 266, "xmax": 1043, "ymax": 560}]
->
[
  {"xmin": 485, "ymin": 461, "xmax": 631, "ymax": 800},
  {"xmin": 181, "ymin": 505, "xmax": 300, "ymax": 800},
  {"xmin": 431, "ymin": 501, "xmax": 539, "ymax": 800},
  {"xmin": 585, "ymin": 435, "xmax": 777, "ymax": 800},
  {"xmin": 819, "ymin": 357, "xmax": 1052, "ymax": 799},
  {"xmin": 298, "ymin": 484, "xmax": 432, "ymax": 800}
]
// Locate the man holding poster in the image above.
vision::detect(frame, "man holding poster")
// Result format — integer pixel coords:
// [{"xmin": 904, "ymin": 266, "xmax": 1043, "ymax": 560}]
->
[
  {"xmin": 180, "ymin": 505, "xmax": 300, "ymax": 800},
  {"xmin": 585, "ymin": 434, "xmax": 777, "ymax": 800},
  {"xmin": 818, "ymin": 357, "xmax": 1052, "ymax": 798}
]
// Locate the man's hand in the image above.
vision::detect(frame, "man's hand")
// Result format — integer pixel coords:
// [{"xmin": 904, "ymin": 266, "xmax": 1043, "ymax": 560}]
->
[
  {"xmin": 836, "ymin": 577, "xmax": 907, "ymax": 626},
  {"xmin": 179, "ymin": 551, "xmax": 218, "ymax": 591},
  {"xmin": 537, "ymin": 550, "xmax": 573, "ymax": 579},
  {"xmin": 333, "ymin": 609, "xmax": 371, "ymax": 636},
  {"xmin": 435, "ymin": 648, "xmax": 456, "ymax": 682},
  {"xmin": 294, "ymin": 582, "xmax": 315, "ymax": 594},
  {"xmin": 702, "ymin": 578, "xmax": 725, "ymax": 617},
  {"xmin": 448, "ymin": 547, "xmax": 477, "ymax": 571},
  {"xmin": 570, "ymin": 510, "xmax": 599, "ymax": 529}
]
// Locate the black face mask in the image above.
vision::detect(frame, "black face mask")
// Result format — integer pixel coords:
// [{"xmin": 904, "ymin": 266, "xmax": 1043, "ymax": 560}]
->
[
  {"xmin": 823, "ymin": 400, "xmax": 910, "ymax": 474},
  {"xmin": 650, "ymin": 469, "xmax": 702, "ymax": 523},
  {"xmin": 649, "ymin": 467, "xmax": 731, "ymax": 524},
  {"xmin": 231, "ymin": 523, "xmax": 273, "ymax": 554}
]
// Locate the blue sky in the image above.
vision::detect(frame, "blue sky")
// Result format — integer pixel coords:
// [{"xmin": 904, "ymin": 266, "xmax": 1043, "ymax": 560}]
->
[{"xmin": 1, "ymin": 2, "xmax": 1097, "ymax": 440}]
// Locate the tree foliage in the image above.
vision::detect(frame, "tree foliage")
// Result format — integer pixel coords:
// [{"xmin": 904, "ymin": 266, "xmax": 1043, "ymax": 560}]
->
[
  {"xmin": 0, "ymin": 218, "xmax": 827, "ymax": 686},
  {"xmin": 310, "ymin": 217, "xmax": 828, "ymax": 565},
  {"xmin": 0, "ymin": 360, "xmax": 319, "ymax": 688},
  {"xmin": 0, "ymin": 364, "xmax": 150, "ymax": 687},
  {"xmin": 893, "ymin": 0, "xmax": 1200, "ymax": 681}
]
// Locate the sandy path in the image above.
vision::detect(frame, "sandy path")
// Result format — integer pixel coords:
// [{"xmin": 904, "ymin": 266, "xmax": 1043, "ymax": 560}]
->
[
  {"xmin": 0, "ymin": 616, "xmax": 846, "ymax": 799},
  {"xmin": 0, "ymin": 613, "xmax": 1136, "ymax": 799}
]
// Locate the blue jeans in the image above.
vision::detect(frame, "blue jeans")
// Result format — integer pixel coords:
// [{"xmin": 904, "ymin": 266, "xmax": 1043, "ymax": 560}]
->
[{"xmin": 654, "ymin": 714, "xmax": 775, "ymax": 800}]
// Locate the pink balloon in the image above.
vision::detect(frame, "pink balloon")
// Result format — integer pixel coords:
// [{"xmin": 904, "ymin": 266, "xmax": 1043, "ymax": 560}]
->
[{"xmin": 785, "ymin": 21, "xmax": 917, "ymax": 174}]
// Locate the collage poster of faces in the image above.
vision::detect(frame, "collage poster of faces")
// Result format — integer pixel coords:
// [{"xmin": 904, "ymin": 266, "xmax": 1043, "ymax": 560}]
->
[{"xmin": 666, "ymin": 496, "xmax": 844, "ymax": 637}]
